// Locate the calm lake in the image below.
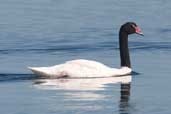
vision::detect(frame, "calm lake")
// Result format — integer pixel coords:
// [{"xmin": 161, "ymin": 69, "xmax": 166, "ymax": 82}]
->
[{"xmin": 0, "ymin": 0, "xmax": 171, "ymax": 114}]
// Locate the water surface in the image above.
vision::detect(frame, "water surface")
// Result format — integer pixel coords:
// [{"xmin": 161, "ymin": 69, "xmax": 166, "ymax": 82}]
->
[{"xmin": 0, "ymin": 0, "xmax": 171, "ymax": 114}]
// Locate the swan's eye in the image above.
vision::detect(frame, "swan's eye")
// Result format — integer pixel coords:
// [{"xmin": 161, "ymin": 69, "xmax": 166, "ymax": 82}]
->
[{"xmin": 131, "ymin": 24, "xmax": 136, "ymax": 28}]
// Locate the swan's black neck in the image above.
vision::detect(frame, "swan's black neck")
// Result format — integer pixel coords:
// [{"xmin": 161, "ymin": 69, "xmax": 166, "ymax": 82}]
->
[{"xmin": 119, "ymin": 29, "xmax": 131, "ymax": 68}]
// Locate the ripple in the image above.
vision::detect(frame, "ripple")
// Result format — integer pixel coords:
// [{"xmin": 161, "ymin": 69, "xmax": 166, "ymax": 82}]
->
[
  {"xmin": 129, "ymin": 42, "xmax": 171, "ymax": 51},
  {"xmin": 0, "ymin": 71, "xmax": 139, "ymax": 82},
  {"xmin": 159, "ymin": 28, "xmax": 171, "ymax": 33},
  {"xmin": 0, "ymin": 73, "xmax": 39, "ymax": 82},
  {"xmin": 1, "ymin": 42, "xmax": 171, "ymax": 55}
]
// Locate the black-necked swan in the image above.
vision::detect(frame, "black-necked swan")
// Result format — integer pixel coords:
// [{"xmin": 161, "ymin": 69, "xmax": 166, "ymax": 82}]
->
[{"xmin": 28, "ymin": 22, "xmax": 143, "ymax": 78}]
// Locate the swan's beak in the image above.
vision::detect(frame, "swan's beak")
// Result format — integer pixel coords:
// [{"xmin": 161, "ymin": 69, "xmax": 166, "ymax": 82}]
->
[
  {"xmin": 135, "ymin": 26, "xmax": 144, "ymax": 36},
  {"xmin": 136, "ymin": 32, "xmax": 144, "ymax": 36}
]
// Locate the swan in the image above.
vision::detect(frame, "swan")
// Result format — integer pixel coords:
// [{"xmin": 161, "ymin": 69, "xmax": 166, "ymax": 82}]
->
[{"xmin": 28, "ymin": 22, "xmax": 143, "ymax": 78}]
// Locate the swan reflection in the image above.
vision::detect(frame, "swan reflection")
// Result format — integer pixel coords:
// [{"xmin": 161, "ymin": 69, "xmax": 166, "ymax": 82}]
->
[
  {"xmin": 33, "ymin": 76, "xmax": 131, "ymax": 101},
  {"xmin": 119, "ymin": 83, "xmax": 131, "ymax": 114},
  {"xmin": 33, "ymin": 75, "xmax": 132, "ymax": 113},
  {"xmin": 33, "ymin": 75, "xmax": 131, "ymax": 91}
]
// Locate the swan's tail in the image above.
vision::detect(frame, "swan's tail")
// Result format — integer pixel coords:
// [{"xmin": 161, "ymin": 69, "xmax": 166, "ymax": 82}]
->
[
  {"xmin": 28, "ymin": 67, "xmax": 53, "ymax": 77},
  {"xmin": 28, "ymin": 66, "xmax": 67, "ymax": 78}
]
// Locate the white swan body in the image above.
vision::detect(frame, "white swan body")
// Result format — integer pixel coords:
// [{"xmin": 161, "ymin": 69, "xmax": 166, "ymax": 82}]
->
[{"xmin": 29, "ymin": 59, "xmax": 132, "ymax": 78}]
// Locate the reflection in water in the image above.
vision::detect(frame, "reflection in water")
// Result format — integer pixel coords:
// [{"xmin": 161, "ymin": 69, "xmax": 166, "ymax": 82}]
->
[
  {"xmin": 33, "ymin": 76, "xmax": 131, "ymax": 91},
  {"xmin": 119, "ymin": 83, "xmax": 131, "ymax": 114},
  {"xmin": 33, "ymin": 76, "xmax": 131, "ymax": 100},
  {"xmin": 33, "ymin": 75, "xmax": 132, "ymax": 111}
]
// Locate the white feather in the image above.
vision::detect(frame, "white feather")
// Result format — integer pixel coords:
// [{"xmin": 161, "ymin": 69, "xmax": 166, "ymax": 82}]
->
[{"xmin": 28, "ymin": 59, "xmax": 132, "ymax": 78}]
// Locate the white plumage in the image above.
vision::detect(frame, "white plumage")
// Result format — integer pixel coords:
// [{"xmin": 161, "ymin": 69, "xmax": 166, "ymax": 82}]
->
[{"xmin": 29, "ymin": 59, "xmax": 132, "ymax": 78}]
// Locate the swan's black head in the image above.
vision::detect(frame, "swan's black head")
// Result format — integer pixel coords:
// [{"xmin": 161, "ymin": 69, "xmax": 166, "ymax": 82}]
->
[{"xmin": 120, "ymin": 22, "xmax": 143, "ymax": 36}]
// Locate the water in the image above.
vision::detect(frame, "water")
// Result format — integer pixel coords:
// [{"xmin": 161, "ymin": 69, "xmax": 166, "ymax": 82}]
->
[{"xmin": 0, "ymin": 0, "xmax": 171, "ymax": 114}]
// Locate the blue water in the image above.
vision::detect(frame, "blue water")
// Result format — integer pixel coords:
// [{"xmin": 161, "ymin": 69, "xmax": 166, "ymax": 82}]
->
[{"xmin": 0, "ymin": 0, "xmax": 171, "ymax": 114}]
